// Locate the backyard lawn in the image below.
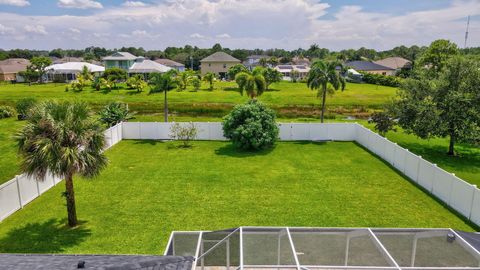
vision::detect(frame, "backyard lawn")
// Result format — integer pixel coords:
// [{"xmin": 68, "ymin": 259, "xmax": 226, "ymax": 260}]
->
[
  {"xmin": 0, "ymin": 81, "xmax": 396, "ymax": 117},
  {"xmin": 0, "ymin": 140, "xmax": 475, "ymax": 255}
]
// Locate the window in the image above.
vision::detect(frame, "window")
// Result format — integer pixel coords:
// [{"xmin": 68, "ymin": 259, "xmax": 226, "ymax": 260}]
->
[
  {"xmin": 209, "ymin": 63, "xmax": 211, "ymax": 67},
  {"xmin": 382, "ymin": 72, "xmax": 387, "ymax": 75},
  {"xmin": 223, "ymin": 64, "xmax": 227, "ymax": 69}
]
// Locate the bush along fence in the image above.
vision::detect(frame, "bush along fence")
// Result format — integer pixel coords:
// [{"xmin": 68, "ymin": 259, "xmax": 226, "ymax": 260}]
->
[
  {"xmin": 0, "ymin": 123, "xmax": 123, "ymax": 222},
  {"xmin": 0, "ymin": 122, "xmax": 479, "ymax": 228}
]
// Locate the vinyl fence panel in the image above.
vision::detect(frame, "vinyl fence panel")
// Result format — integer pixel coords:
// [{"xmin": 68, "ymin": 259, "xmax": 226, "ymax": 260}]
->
[
  {"xmin": 139, "ymin": 122, "xmax": 160, "ymax": 140},
  {"xmin": 157, "ymin": 122, "xmax": 172, "ymax": 140},
  {"xmin": 193, "ymin": 122, "xmax": 211, "ymax": 140},
  {"xmin": 17, "ymin": 174, "xmax": 38, "ymax": 205},
  {"xmin": 355, "ymin": 124, "xmax": 370, "ymax": 146},
  {"xmin": 208, "ymin": 122, "xmax": 226, "ymax": 140},
  {"xmin": 290, "ymin": 123, "xmax": 310, "ymax": 140},
  {"xmin": 470, "ymin": 189, "xmax": 480, "ymax": 225},
  {"xmin": 122, "ymin": 122, "xmax": 141, "ymax": 139},
  {"xmin": 0, "ymin": 179, "xmax": 21, "ymax": 221},
  {"xmin": 417, "ymin": 159, "xmax": 435, "ymax": 192},
  {"xmin": 382, "ymin": 139, "xmax": 396, "ymax": 165},
  {"xmin": 392, "ymin": 145, "xmax": 407, "ymax": 173},
  {"xmin": 327, "ymin": 123, "xmax": 356, "ymax": 141},
  {"xmin": 449, "ymin": 179, "xmax": 476, "ymax": 218},
  {"xmin": 278, "ymin": 123, "xmax": 292, "ymax": 140},
  {"xmin": 432, "ymin": 168, "xmax": 454, "ymax": 204},
  {"xmin": 309, "ymin": 124, "xmax": 329, "ymax": 141},
  {"xmin": 37, "ymin": 173, "xmax": 55, "ymax": 194},
  {"xmin": 404, "ymin": 151, "xmax": 420, "ymax": 182}
]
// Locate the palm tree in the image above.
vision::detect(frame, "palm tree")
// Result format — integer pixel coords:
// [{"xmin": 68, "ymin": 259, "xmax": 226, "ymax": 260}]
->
[
  {"xmin": 235, "ymin": 69, "xmax": 266, "ymax": 99},
  {"xmin": 16, "ymin": 101, "xmax": 107, "ymax": 227},
  {"xmin": 149, "ymin": 70, "xmax": 178, "ymax": 122},
  {"xmin": 307, "ymin": 60, "xmax": 346, "ymax": 123},
  {"xmin": 202, "ymin": 72, "xmax": 216, "ymax": 91},
  {"xmin": 79, "ymin": 65, "xmax": 93, "ymax": 81}
]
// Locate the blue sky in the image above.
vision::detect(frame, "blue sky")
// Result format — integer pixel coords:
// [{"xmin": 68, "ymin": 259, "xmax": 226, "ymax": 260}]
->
[{"xmin": 0, "ymin": 0, "xmax": 478, "ymax": 50}]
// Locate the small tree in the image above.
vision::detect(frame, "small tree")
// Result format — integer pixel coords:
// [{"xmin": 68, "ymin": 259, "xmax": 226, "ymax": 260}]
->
[
  {"xmin": 16, "ymin": 101, "xmax": 108, "ymax": 227},
  {"xmin": 18, "ymin": 69, "xmax": 40, "ymax": 85},
  {"xmin": 15, "ymin": 97, "xmax": 38, "ymax": 120},
  {"xmin": 79, "ymin": 65, "xmax": 93, "ymax": 81},
  {"xmin": 290, "ymin": 70, "xmax": 300, "ymax": 83},
  {"xmin": 98, "ymin": 101, "xmax": 135, "ymax": 127},
  {"xmin": 149, "ymin": 70, "xmax": 178, "ymax": 122},
  {"xmin": 262, "ymin": 67, "xmax": 282, "ymax": 90},
  {"xmin": 170, "ymin": 122, "xmax": 198, "ymax": 148},
  {"xmin": 223, "ymin": 100, "xmax": 279, "ymax": 150},
  {"xmin": 416, "ymin": 39, "xmax": 459, "ymax": 78},
  {"xmin": 29, "ymin": 56, "xmax": 52, "ymax": 83},
  {"xmin": 235, "ymin": 69, "xmax": 266, "ymax": 99},
  {"xmin": 202, "ymin": 72, "xmax": 216, "ymax": 90},
  {"xmin": 227, "ymin": 64, "xmax": 248, "ymax": 80},
  {"xmin": 103, "ymin": 68, "xmax": 127, "ymax": 88},
  {"xmin": 369, "ymin": 112, "xmax": 397, "ymax": 137},
  {"xmin": 177, "ymin": 70, "xmax": 196, "ymax": 90},
  {"xmin": 191, "ymin": 77, "xmax": 201, "ymax": 91},
  {"xmin": 126, "ymin": 75, "xmax": 147, "ymax": 92}
]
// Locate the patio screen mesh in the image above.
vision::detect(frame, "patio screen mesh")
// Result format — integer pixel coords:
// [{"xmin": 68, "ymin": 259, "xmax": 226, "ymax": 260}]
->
[{"xmin": 165, "ymin": 227, "xmax": 480, "ymax": 270}]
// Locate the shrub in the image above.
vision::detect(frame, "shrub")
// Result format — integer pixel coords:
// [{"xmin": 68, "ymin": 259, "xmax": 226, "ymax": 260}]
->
[
  {"xmin": 191, "ymin": 77, "xmax": 201, "ymax": 91},
  {"xmin": 98, "ymin": 102, "xmax": 135, "ymax": 127},
  {"xmin": 222, "ymin": 100, "xmax": 279, "ymax": 150},
  {"xmin": 170, "ymin": 122, "xmax": 198, "ymax": 147},
  {"xmin": 126, "ymin": 75, "xmax": 147, "ymax": 92},
  {"xmin": 15, "ymin": 97, "xmax": 38, "ymax": 120},
  {"xmin": 0, "ymin": 106, "xmax": 15, "ymax": 119},
  {"xmin": 369, "ymin": 111, "xmax": 397, "ymax": 137},
  {"xmin": 361, "ymin": 72, "xmax": 402, "ymax": 87}
]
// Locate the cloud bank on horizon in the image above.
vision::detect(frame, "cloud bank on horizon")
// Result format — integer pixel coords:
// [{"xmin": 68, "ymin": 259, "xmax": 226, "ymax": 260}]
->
[{"xmin": 0, "ymin": 0, "xmax": 478, "ymax": 50}]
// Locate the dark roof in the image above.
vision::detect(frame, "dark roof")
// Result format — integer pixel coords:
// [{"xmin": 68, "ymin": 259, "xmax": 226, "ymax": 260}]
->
[
  {"xmin": 346, "ymin": 61, "xmax": 394, "ymax": 71},
  {"xmin": 200, "ymin": 52, "xmax": 240, "ymax": 63},
  {"xmin": 0, "ymin": 254, "xmax": 193, "ymax": 270},
  {"xmin": 456, "ymin": 231, "xmax": 480, "ymax": 251}
]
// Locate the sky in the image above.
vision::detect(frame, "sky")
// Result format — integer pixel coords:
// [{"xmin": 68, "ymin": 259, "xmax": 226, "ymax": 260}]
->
[{"xmin": 0, "ymin": 0, "xmax": 478, "ymax": 51}]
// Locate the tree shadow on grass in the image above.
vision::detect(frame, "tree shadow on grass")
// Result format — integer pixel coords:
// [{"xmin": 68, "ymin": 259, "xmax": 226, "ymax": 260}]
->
[
  {"xmin": 132, "ymin": 139, "xmax": 165, "ymax": 146},
  {"xmin": 290, "ymin": 140, "xmax": 327, "ymax": 146},
  {"xmin": 214, "ymin": 143, "xmax": 275, "ymax": 157},
  {"xmin": 0, "ymin": 218, "xmax": 91, "ymax": 253},
  {"xmin": 265, "ymin": 88, "xmax": 280, "ymax": 92},
  {"xmin": 222, "ymin": 87, "xmax": 240, "ymax": 92}
]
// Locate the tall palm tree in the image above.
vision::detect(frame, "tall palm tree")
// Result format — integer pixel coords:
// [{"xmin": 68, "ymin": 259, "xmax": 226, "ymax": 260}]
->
[
  {"xmin": 307, "ymin": 60, "xmax": 346, "ymax": 123},
  {"xmin": 149, "ymin": 70, "xmax": 178, "ymax": 122},
  {"xmin": 202, "ymin": 72, "xmax": 216, "ymax": 90},
  {"xmin": 16, "ymin": 101, "xmax": 107, "ymax": 227},
  {"xmin": 235, "ymin": 69, "xmax": 266, "ymax": 99}
]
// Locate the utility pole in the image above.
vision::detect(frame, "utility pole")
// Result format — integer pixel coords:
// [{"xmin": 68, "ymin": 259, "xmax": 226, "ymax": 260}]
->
[{"xmin": 464, "ymin": 15, "xmax": 470, "ymax": 49}]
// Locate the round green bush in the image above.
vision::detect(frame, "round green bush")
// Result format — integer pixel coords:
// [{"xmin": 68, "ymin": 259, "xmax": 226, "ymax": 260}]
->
[
  {"xmin": 0, "ymin": 106, "xmax": 16, "ymax": 119},
  {"xmin": 222, "ymin": 100, "xmax": 279, "ymax": 150}
]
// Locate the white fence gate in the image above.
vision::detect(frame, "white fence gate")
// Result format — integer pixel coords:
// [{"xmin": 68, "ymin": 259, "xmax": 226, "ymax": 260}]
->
[{"xmin": 1, "ymin": 122, "xmax": 479, "ymax": 228}]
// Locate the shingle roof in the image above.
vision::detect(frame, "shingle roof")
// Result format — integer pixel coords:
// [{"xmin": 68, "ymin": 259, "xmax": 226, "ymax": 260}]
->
[
  {"xmin": 103, "ymin": 52, "xmax": 138, "ymax": 61},
  {"xmin": 129, "ymin": 59, "xmax": 172, "ymax": 73},
  {"xmin": 0, "ymin": 58, "xmax": 30, "ymax": 74},
  {"xmin": 346, "ymin": 61, "xmax": 394, "ymax": 71},
  {"xmin": 200, "ymin": 52, "xmax": 240, "ymax": 63},
  {"xmin": 154, "ymin": 59, "xmax": 185, "ymax": 68},
  {"xmin": 374, "ymin": 57, "xmax": 411, "ymax": 70},
  {"xmin": 0, "ymin": 254, "xmax": 193, "ymax": 270}
]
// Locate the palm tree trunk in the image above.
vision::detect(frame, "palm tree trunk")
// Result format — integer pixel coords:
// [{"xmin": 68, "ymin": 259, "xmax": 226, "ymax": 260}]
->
[
  {"xmin": 164, "ymin": 90, "xmax": 168, "ymax": 122},
  {"xmin": 320, "ymin": 87, "xmax": 327, "ymax": 123},
  {"xmin": 65, "ymin": 172, "xmax": 78, "ymax": 227}
]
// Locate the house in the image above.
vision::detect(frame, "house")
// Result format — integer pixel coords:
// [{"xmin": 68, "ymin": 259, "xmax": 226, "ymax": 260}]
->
[
  {"xmin": 200, "ymin": 52, "xmax": 241, "ymax": 78},
  {"xmin": 374, "ymin": 57, "xmax": 412, "ymax": 71},
  {"xmin": 154, "ymin": 58, "xmax": 185, "ymax": 72},
  {"xmin": 102, "ymin": 52, "xmax": 137, "ymax": 70},
  {"xmin": 45, "ymin": 62, "xmax": 105, "ymax": 82},
  {"xmin": 274, "ymin": 64, "xmax": 311, "ymax": 81},
  {"xmin": 243, "ymin": 55, "xmax": 269, "ymax": 70},
  {"xmin": 346, "ymin": 60, "xmax": 395, "ymax": 76},
  {"xmin": 0, "ymin": 58, "xmax": 30, "ymax": 82},
  {"xmin": 129, "ymin": 57, "xmax": 172, "ymax": 76}
]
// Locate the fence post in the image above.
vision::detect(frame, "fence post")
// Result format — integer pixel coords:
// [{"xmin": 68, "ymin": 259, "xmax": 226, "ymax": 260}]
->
[
  {"xmin": 431, "ymin": 164, "xmax": 437, "ymax": 193},
  {"xmin": 15, "ymin": 175, "xmax": 23, "ymax": 208},
  {"xmin": 415, "ymin": 156, "xmax": 421, "ymax": 183}
]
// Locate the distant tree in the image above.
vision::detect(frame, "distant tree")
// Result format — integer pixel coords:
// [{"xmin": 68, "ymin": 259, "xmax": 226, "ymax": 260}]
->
[
  {"xmin": 79, "ymin": 65, "xmax": 93, "ymax": 81},
  {"xmin": 261, "ymin": 67, "xmax": 283, "ymax": 90},
  {"xmin": 417, "ymin": 39, "xmax": 459, "ymax": 78},
  {"xmin": 369, "ymin": 112, "xmax": 397, "ymax": 137},
  {"xmin": 49, "ymin": 48, "xmax": 65, "ymax": 58},
  {"xmin": 177, "ymin": 70, "xmax": 196, "ymax": 90},
  {"xmin": 16, "ymin": 101, "xmax": 107, "ymax": 227},
  {"xmin": 126, "ymin": 75, "xmax": 147, "ymax": 92},
  {"xmin": 202, "ymin": 72, "xmax": 216, "ymax": 90},
  {"xmin": 290, "ymin": 70, "xmax": 300, "ymax": 83},
  {"xmin": 258, "ymin": 58, "xmax": 268, "ymax": 67},
  {"xmin": 191, "ymin": 77, "xmax": 201, "ymax": 91},
  {"xmin": 98, "ymin": 101, "xmax": 135, "ymax": 127},
  {"xmin": 268, "ymin": 57, "xmax": 279, "ymax": 66},
  {"xmin": 29, "ymin": 56, "xmax": 52, "ymax": 83},
  {"xmin": 235, "ymin": 69, "xmax": 266, "ymax": 99},
  {"xmin": 307, "ymin": 60, "xmax": 346, "ymax": 123},
  {"xmin": 211, "ymin": 43, "xmax": 223, "ymax": 52},
  {"xmin": 390, "ymin": 56, "xmax": 480, "ymax": 155},
  {"xmin": 103, "ymin": 68, "xmax": 127, "ymax": 88},
  {"xmin": 227, "ymin": 64, "xmax": 249, "ymax": 80},
  {"xmin": 149, "ymin": 70, "xmax": 178, "ymax": 122}
]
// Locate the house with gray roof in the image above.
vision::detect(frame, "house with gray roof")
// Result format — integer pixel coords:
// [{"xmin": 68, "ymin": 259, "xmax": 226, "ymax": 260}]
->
[
  {"xmin": 346, "ymin": 60, "xmax": 395, "ymax": 76},
  {"xmin": 154, "ymin": 59, "xmax": 185, "ymax": 72},
  {"xmin": 374, "ymin": 57, "xmax": 412, "ymax": 71},
  {"xmin": 103, "ymin": 52, "xmax": 138, "ymax": 70},
  {"xmin": 200, "ymin": 52, "xmax": 240, "ymax": 78},
  {"xmin": 0, "ymin": 58, "xmax": 30, "ymax": 82}
]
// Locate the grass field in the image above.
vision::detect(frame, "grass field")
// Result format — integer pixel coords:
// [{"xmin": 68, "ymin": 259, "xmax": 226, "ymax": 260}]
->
[
  {"xmin": 0, "ymin": 81, "xmax": 396, "ymax": 117},
  {"xmin": 0, "ymin": 140, "xmax": 475, "ymax": 254}
]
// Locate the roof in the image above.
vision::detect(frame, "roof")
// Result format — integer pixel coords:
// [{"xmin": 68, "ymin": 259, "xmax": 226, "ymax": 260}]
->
[
  {"xmin": 154, "ymin": 58, "xmax": 185, "ymax": 68},
  {"xmin": 103, "ymin": 52, "xmax": 138, "ymax": 61},
  {"xmin": 274, "ymin": 65, "xmax": 310, "ymax": 73},
  {"xmin": 129, "ymin": 59, "xmax": 172, "ymax": 73},
  {"xmin": 52, "ymin": 57, "xmax": 84, "ymax": 64},
  {"xmin": 346, "ymin": 61, "xmax": 394, "ymax": 71},
  {"xmin": 46, "ymin": 62, "xmax": 105, "ymax": 73},
  {"xmin": 246, "ymin": 55, "xmax": 269, "ymax": 60},
  {"xmin": 0, "ymin": 254, "xmax": 193, "ymax": 270},
  {"xmin": 0, "ymin": 58, "xmax": 30, "ymax": 74},
  {"xmin": 291, "ymin": 56, "xmax": 311, "ymax": 65},
  {"xmin": 374, "ymin": 57, "xmax": 411, "ymax": 70},
  {"xmin": 200, "ymin": 52, "xmax": 240, "ymax": 63}
]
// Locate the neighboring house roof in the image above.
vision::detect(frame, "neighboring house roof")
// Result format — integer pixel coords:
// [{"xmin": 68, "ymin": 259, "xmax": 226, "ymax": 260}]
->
[
  {"xmin": 374, "ymin": 57, "xmax": 411, "ymax": 70},
  {"xmin": 275, "ymin": 65, "xmax": 311, "ymax": 73},
  {"xmin": 46, "ymin": 62, "xmax": 105, "ymax": 73},
  {"xmin": 200, "ymin": 52, "xmax": 240, "ymax": 63},
  {"xmin": 246, "ymin": 55, "xmax": 269, "ymax": 60},
  {"xmin": 129, "ymin": 58, "xmax": 172, "ymax": 73},
  {"xmin": 0, "ymin": 254, "xmax": 193, "ymax": 270},
  {"xmin": 154, "ymin": 58, "xmax": 185, "ymax": 68},
  {"xmin": 103, "ymin": 52, "xmax": 138, "ymax": 61},
  {"xmin": 52, "ymin": 57, "xmax": 84, "ymax": 64},
  {"xmin": 346, "ymin": 61, "xmax": 394, "ymax": 71},
  {"xmin": 0, "ymin": 58, "xmax": 30, "ymax": 74}
]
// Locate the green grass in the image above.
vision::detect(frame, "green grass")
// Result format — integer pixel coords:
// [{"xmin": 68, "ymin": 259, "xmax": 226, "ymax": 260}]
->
[
  {"xmin": 0, "ymin": 81, "xmax": 396, "ymax": 117},
  {"xmin": 0, "ymin": 117, "xmax": 23, "ymax": 182},
  {"xmin": 0, "ymin": 141, "xmax": 475, "ymax": 254}
]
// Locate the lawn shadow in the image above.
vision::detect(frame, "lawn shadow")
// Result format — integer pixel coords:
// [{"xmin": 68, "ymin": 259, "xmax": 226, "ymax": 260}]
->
[
  {"xmin": 222, "ymin": 87, "xmax": 240, "ymax": 92},
  {"xmin": 214, "ymin": 143, "xmax": 275, "ymax": 157},
  {"xmin": 125, "ymin": 90, "xmax": 143, "ymax": 95},
  {"xmin": 265, "ymin": 88, "xmax": 280, "ymax": 92},
  {"xmin": 290, "ymin": 140, "xmax": 327, "ymax": 146},
  {"xmin": 0, "ymin": 218, "xmax": 91, "ymax": 253},
  {"xmin": 132, "ymin": 139, "xmax": 166, "ymax": 145}
]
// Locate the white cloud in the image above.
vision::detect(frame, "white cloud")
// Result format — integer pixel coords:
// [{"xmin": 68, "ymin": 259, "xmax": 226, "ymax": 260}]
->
[
  {"xmin": 23, "ymin": 25, "xmax": 47, "ymax": 35},
  {"xmin": 57, "ymin": 0, "xmax": 103, "ymax": 9},
  {"xmin": 131, "ymin": 29, "xmax": 147, "ymax": 36},
  {"xmin": 122, "ymin": 1, "xmax": 147, "ymax": 7},
  {"xmin": 216, "ymin": 33, "xmax": 231, "ymax": 38},
  {"xmin": 0, "ymin": 24, "xmax": 15, "ymax": 35},
  {"xmin": 69, "ymin": 28, "xmax": 81, "ymax": 34},
  {"xmin": 0, "ymin": 0, "xmax": 29, "ymax": 6},
  {"xmin": 190, "ymin": 33, "xmax": 205, "ymax": 39}
]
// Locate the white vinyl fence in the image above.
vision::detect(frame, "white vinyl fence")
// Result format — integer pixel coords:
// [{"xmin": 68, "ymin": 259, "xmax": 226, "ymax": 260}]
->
[
  {"xmin": 1, "ymin": 121, "xmax": 479, "ymax": 228},
  {"xmin": 0, "ymin": 123, "xmax": 123, "ymax": 222}
]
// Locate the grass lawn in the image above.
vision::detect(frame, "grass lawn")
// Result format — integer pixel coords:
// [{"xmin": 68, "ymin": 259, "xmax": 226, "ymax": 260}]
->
[
  {"xmin": 0, "ymin": 118, "xmax": 23, "ymax": 182},
  {"xmin": 0, "ymin": 81, "xmax": 396, "ymax": 117},
  {"xmin": 0, "ymin": 140, "xmax": 475, "ymax": 254}
]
